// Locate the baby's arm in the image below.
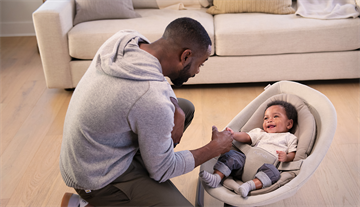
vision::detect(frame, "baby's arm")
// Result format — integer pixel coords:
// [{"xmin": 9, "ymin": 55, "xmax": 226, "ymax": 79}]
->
[
  {"xmin": 227, "ymin": 128, "xmax": 252, "ymax": 144},
  {"xmin": 276, "ymin": 151, "xmax": 296, "ymax": 162}
]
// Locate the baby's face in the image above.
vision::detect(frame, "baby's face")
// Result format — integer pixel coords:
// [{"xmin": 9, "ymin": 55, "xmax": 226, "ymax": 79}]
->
[{"xmin": 263, "ymin": 105, "xmax": 293, "ymax": 133}]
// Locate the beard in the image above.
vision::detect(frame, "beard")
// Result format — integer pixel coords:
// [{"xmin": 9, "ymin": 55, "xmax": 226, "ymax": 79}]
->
[{"xmin": 171, "ymin": 62, "xmax": 193, "ymax": 87}]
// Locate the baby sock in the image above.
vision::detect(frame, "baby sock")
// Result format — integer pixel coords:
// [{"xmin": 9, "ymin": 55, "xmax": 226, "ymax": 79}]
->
[
  {"xmin": 238, "ymin": 180, "xmax": 256, "ymax": 198},
  {"xmin": 199, "ymin": 171, "xmax": 221, "ymax": 188}
]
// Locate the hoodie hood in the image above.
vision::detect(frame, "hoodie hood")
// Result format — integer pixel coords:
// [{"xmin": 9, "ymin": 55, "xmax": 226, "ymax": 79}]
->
[{"xmin": 97, "ymin": 30, "xmax": 165, "ymax": 82}]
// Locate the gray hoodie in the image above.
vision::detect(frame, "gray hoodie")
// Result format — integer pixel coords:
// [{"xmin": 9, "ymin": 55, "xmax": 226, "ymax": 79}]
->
[{"xmin": 60, "ymin": 30, "xmax": 195, "ymax": 190}]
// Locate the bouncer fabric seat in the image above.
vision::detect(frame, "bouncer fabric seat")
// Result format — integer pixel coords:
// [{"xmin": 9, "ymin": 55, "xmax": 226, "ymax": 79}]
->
[{"xmin": 196, "ymin": 80, "xmax": 337, "ymax": 207}]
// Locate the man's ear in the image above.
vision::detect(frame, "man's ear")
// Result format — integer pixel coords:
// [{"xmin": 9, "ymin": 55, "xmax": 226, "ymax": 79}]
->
[{"xmin": 180, "ymin": 49, "xmax": 192, "ymax": 65}]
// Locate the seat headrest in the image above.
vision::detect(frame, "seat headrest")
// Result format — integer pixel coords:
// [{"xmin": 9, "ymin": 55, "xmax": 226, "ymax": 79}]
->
[{"xmin": 241, "ymin": 94, "xmax": 316, "ymax": 161}]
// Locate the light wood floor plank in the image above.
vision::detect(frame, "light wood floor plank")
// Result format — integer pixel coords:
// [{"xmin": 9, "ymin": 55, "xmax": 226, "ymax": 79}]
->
[
  {"xmin": 1, "ymin": 37, "xmax": 41, "ymax": 103},
  {"xmin": 314, "ymin": 143, "xmax": 359, "ymax": 206},
  {"xmin": 6, "ymin": 135, "xmax": 63, "ymax": 207},
  {"xmin": 41, "ymin": 173, "xmax": 77, "ymax": 207},
  {"xmin": 45, "ymin": 91, "xmax": 72, "ymax": 137},
  {"xmin": 340, "ymin": 143, "xmax": 360, "ymax": 196},
  {"xmin": 282, "ymin": 174, "xmax": 326, "ymax": 207},
  {"xmin": 0, "ymin": 80, "xmax": 46, "ymax": 156},
  {"xmin": 0, "ymin": 89, "xmax": 70, "ymax": 203}
]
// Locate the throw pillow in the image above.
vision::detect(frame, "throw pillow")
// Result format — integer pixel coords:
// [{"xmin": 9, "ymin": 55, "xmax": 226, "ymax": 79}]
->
[
  {"xmin": 132, "ymin": 0, "xmax": 158, "ymax": 9},
  {"xmin": 74, "ymin": 0, "xmax": 141, "ymax": 25},
  {"xmin": 207, "ymin": 0, "xmax": 295, "ymax": 15}
]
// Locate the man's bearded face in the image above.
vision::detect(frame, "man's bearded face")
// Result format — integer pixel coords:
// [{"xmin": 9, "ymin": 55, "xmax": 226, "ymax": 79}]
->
[{"xmin": 171, "ymin": 62, "xmax": 193, "ymax": 87}]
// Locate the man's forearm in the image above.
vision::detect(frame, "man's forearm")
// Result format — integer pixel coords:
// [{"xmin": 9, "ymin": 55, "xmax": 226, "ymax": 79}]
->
[{"xmin": 190, "ymin": 141, "xmax": 221, "ymax": 168}]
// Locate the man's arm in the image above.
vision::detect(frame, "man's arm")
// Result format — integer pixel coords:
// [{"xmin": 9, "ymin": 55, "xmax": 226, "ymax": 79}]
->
[
  {"xmin": 190, "ymin": 126, "xmax": 233, "ymax": 167},
  {"xmin": 170, "ymin": 97, "xmax": 185, "ymax": 147}
]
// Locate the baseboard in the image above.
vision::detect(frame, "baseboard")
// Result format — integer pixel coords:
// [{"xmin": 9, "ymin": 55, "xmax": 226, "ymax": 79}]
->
[{"xmin": 0, "ymin": 21, "xmax": 36, "ymax": 37}]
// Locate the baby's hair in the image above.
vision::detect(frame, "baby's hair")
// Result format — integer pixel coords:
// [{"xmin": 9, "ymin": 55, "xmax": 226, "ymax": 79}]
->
[{"xmin": 265, "ymin": 100, "xmax": 298, "ymax": 129}]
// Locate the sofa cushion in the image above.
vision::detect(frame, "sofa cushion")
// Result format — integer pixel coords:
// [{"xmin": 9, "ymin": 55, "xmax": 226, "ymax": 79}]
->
[
  {"xmin": 68, "ymin": 9, "xmax": 215, "ymax": 59},
  {"xmin": 157, "ymin": 0, "xmax": 210, "ymax": 9},
  {"xmin": 214, "ymin": 13, "xmax": 360, "ymax": 56},
  {"xmin": 73, "ymin": 0, "xmax": 141, "ymax": 25},
  {"xmin": 132, "ymin": 0, "xmax": 211, "ymax": 9},
  {"xmin": 207, "ymin": 0, "xmax": 295, "ymax": 15}
]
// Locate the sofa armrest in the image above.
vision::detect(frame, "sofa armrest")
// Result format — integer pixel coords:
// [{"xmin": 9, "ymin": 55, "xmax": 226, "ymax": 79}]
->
[{"xmin": 33, "ymin": 0, "xmax": 75, "ymax": 88}]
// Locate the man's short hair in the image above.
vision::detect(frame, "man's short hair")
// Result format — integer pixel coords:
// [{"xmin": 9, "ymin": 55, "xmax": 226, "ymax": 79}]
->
[
  {"xmin": 163, "ymin": 17, "xmax": 212, "ymax": 53},
  {"xmin": 266, "ymin": 100, "xmax": 298, "ymax": 128}
]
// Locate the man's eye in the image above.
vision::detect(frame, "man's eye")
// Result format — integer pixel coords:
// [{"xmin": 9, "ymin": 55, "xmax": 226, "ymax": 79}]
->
[{"xmin": 200, "ymin": 63, "xmax": 204, "ymax": 67}]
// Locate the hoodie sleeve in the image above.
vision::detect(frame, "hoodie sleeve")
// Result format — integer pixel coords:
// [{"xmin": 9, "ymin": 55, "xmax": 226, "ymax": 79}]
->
[{"xmin": 127, "ymin": 82, "xmax": 195, "ymax": 182}]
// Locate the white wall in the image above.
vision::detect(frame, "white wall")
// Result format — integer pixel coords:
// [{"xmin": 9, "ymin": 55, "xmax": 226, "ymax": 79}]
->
[{"xmin": 0, "ymin": 0, "xmax": 43, "ymax": 37}]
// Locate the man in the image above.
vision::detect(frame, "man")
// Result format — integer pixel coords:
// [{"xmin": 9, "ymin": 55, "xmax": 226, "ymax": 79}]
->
[{"xmin": 60, "ymin": 17, "xmax": 233, "ymax": 206}]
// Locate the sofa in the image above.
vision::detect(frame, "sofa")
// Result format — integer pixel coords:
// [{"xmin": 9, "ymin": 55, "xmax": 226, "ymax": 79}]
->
[{"xmin": 33, "ymin": 0, "xmax": 360, "ymax": 89}]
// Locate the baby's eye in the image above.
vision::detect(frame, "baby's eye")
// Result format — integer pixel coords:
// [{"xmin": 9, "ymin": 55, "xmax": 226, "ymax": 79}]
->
[
  {"xmin": 264, "ymin": 117, "xmax": 268, "ymax": 120},
  {"xmin": 274, "ymin": 115, "xmax": 279, "ymax": 118}
]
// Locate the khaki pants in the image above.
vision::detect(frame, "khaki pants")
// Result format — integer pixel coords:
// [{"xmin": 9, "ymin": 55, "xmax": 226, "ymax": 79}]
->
[{"xmin": 75, "ymin": 98, "xmax": 195, "ymax": 206}]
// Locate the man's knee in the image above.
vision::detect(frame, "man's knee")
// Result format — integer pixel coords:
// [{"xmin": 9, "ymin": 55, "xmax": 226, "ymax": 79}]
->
[{"xmin": 177, "ymin": 98, "xmax": 195, "ymax": 130}]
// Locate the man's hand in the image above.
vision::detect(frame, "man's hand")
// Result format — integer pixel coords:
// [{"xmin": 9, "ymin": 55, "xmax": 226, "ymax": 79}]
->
[
  {"xmin": 210, "ymin": 126, "xmax": 233, "ymax": 156},
  {"xmin": 170, "ymin": 97, "xmax": 185, "ymax": 147},
  {"xmin": 190, "ymin": 126, "xmax": 233, "ymax": 167}
]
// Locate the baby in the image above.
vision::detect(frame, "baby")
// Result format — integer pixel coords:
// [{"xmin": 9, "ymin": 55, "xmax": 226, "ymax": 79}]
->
[{"xmin": 200, "ymin": 100, "xmax": 298, "ymax": 197}]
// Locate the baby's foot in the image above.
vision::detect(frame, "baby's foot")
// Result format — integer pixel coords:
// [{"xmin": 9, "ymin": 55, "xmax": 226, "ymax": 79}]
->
[
  {"xmin": 238, "ymin": 180, "xmax": 256, "ymax": 198},
  {"xmin": 199, "ymin": 171, "xmax": 221, "ymax": 188}
]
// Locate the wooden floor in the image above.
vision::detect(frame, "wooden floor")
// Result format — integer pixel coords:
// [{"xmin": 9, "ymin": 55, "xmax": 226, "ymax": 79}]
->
[{"xmin": 0, "ymin": 36, "xmax": 359, "ymax": 207}]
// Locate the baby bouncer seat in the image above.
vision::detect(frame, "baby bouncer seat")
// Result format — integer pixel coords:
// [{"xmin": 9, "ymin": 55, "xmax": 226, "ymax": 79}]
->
[{"xmin": 196, "ymin": 81, "xmax": 337, "ymax": 207}]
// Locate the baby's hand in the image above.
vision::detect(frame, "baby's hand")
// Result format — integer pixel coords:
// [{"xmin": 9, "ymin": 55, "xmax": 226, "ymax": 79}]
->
[
  {"xmin": 276, "ymin": 151, "xmax": 287, "ymax": 162},
  {"xmin": 225, "ymin": 127, "xmax": 234, "ymax": 135}
]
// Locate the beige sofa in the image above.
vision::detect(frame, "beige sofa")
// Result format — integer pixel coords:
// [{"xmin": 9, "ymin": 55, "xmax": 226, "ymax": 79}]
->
[{"xmin": 33, "ymin": 0, "xmax": 360, "ymax": 89}]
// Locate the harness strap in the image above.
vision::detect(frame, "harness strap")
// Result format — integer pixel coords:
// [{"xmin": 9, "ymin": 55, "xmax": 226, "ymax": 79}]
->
[{"xmin": 278, "ymin": 160, "xmax": 303, "ymax": 171}]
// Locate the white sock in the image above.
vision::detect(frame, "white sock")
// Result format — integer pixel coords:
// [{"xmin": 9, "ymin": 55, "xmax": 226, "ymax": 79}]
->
[
  {"xmin": 199, "ymin": 171, "xmax": 221, "ymax": 188},
  {"xmin": 238, "ymin": 180, "xmax": 256, "ymax": 198}
]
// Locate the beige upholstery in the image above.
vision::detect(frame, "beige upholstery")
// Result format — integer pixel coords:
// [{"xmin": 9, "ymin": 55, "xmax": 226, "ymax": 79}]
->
[
  {"xmin": 207, "ymin": 0, "xmax": 295, "ymax": 15},
  {"xmin": 214, "ymin": 13, "xmax": 360, "ymax": 56},
  {"xmin": 198, "ymin": 81, "xmax": 337, "ymax": 206},
  {"xmin": 33, "ymin": 0, "xmax": 74, "ymax": 88},
  {"xmin": 33, "ymin": 0, "xmax": 360, "ymax": 88},
  {"xmin": 68, "ymin": 9, "xmax": 215, "ymax": 59}
]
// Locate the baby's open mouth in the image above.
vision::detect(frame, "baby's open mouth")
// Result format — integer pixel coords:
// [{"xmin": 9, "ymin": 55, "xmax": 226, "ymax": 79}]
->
[{"xmin": 268, "ymin": 125, "xmax": 275, "ymax": 128}]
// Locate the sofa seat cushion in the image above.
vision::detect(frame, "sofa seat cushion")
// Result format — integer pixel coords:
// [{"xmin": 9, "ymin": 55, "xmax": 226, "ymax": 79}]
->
[
  {"xmin": 214, "ymin": 13, "xmax": 360, "ymax": 56},
  {"xmin": 68, "ymin": 8, "xmax": 214, "ymax": 59}
]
